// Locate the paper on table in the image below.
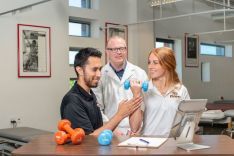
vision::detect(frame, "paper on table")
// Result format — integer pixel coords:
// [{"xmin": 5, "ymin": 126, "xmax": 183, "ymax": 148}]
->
[{"xmin": 118, "ymin": 137, "xmax": 168, "ymax": 148}]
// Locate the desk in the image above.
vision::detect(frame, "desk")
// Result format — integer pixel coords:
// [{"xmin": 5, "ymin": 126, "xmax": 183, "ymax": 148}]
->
[{"xmin": 12, "ymin": 134, "xmax": 234, "ymax": 156}]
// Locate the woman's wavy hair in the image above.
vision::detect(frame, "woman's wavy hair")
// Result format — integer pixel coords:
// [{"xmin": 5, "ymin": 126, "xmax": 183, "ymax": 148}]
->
[{"xmin": 148, "ymin": 47, "xmax": 180, "ymax": 85}]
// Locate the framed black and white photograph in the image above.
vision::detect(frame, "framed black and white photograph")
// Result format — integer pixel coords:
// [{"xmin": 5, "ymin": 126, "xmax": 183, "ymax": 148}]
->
[
  {"xmin": 105, "ymin": 22, "xmax": 128, "ymax": 42},
  {"xmin": 18, "ymin": 24, "xmax": 51, "ymax": 77},
  {"xmin": 185, "ymin": 33, "xmax": 199, "ymax": 67}
]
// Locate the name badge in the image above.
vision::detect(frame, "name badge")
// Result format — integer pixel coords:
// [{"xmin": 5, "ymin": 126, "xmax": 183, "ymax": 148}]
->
[{"xmin": 169, "ymin": 91, "xmax": 181, "ymax": 98}]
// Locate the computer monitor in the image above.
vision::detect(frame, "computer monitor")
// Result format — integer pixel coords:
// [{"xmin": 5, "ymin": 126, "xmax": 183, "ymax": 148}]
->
[{"xmin": 170, "ymin": 99, "xmax": 210, "ymax": 151}]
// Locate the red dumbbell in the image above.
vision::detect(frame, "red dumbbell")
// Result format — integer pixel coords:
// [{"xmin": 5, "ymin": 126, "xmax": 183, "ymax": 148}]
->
[
  {"xmin": 54, "ymin": 128, "xmax": 84, "ymax": 145},
  {"xmin": 54, "ymin": 130, "xmax": 70, "ymax": 145},
  {"xmin": 74, "ymin": 128, "xmax": 85, "ymax": 140},
  {"xmin": 58, "ymin": 120, "xmax": 85, "ymax": 144}
]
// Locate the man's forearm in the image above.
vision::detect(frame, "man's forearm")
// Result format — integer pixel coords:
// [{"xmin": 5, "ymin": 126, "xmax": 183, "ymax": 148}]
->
[{"xmin": 90, "ymin": 114, "xmax": 123, "ymax": 136}]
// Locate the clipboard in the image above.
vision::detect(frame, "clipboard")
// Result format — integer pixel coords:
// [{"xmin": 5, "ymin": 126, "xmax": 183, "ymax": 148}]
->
[{"xmin": 118, "ymin": 137, "xmax": 168, "ymax": 148}]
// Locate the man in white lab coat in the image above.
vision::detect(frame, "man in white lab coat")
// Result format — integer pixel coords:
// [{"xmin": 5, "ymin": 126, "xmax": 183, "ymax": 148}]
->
[{"xmin": 93, "ymin": 36, "xmax": 148, "ymax": 135}]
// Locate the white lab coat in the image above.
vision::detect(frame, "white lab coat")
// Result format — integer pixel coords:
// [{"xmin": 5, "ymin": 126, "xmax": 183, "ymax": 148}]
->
[{"xmin": 93, "ymin": 61, "xmax": 148, "ymax": 134}]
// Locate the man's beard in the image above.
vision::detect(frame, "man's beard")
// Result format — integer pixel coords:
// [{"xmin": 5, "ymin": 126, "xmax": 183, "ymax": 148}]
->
[{"xmin": 83, "ymin": 74, "xmax": 99, "ymax": 88}]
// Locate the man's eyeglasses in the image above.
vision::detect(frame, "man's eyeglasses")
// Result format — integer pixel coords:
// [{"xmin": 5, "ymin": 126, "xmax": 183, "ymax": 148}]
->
[{"xmin": 106, "ymin": 47, "xmax": 127, "ymax": 53}]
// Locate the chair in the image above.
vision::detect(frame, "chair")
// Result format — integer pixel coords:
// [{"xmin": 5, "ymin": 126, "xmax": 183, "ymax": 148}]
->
[{"xmin": 222, "ymin": 110, "xmax": 234, "ymax": 138}]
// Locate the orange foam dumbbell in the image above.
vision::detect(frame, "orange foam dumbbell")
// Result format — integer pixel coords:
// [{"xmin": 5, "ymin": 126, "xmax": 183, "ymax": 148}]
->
[
  {"xmin": 58, "ymin": 119, "xmax": 85, "ymax": 145},
  {"xmin": 74, "ymin": 128, "xmax": 85, "ymax": 141},
  {"xmin": 54, "ymin": 130, "xmax": 70, "ymax": 145}
]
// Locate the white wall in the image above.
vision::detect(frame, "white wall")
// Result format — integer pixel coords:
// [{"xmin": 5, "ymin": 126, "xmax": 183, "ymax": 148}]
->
[
  {"xmin": 129, "ymin": 0, "xmax": 155, "ymax": 71},
  {"xmin": 0, "ymin": 0, "xmax": 68, "ymax": 131},
  {"xmin": 68, "ymin": 0, "xmax": 141, "ymax": 78}
]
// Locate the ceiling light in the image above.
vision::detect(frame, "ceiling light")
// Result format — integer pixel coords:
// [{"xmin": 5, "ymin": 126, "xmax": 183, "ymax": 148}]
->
[{"xmin": 150, "ymin": 0, "xmax": 182, "ymax": 7}]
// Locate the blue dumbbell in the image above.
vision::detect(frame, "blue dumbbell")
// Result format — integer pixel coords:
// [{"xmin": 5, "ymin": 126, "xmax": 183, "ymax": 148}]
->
[
  {"xmin": 97, "ymin": 130, "xmax": 113, "ymax": 146},
  {"xmin": 124, "ymin": 80, "xmax": 148, "ymax": 92}
]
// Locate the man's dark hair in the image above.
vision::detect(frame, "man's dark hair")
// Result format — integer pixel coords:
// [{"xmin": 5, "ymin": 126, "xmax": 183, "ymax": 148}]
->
[{"xmin": 74, "ymin": 47, "xmax": 102, "ymax": 77}]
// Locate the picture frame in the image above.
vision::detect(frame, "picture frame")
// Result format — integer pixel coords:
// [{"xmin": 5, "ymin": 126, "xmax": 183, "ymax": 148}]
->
[
  {"xmin": 105, "ymin": 22, "xmax": 128, "ymax": 62},
  {"xmin": 17, "ymin": 24, "xmax": 51, "ymax": 77},
  {"xmin": 185, "ymin": 33, "xmax": 199, "ymax": 67}
]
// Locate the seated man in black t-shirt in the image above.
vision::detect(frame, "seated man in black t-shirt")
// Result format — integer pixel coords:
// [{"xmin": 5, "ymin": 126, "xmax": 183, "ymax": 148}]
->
[{"xmin": 60, "ymin": 48, "xmax": 142, "ymax": 135}]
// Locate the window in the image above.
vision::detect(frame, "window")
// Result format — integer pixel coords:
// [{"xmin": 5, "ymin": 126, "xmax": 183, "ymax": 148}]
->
[
  {"xmin": 200, "ymin": 43, "xmax": 225, "ymax": 56},
  {"xmin": 69, "ymin": 48, "xmax": 80, "ymax": 65},
  {"xmin": 69, "ymin": 19, "xmax": 91, "ymax": 37},
  {"xmin": 155, "ymin": 38, "xmax": 174, "ymax": 49},
  {"xmin": 69, "ymin": 0, "xmax": 91, "ymax": 8}
]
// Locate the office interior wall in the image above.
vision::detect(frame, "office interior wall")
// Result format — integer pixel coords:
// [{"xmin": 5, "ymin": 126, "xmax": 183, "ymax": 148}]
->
[
  {"xmin": 0, "ymin": 0, "xmax": 69, "ymax": 131},
  {"xmin": 136, "ymin": 0, "xmax": 234, "ymax": 102},
  {"xmin": 132, "ymin": 0, "xmax": 155, "ymax": 71},
  {"xmin": 67, "ymin": 0, "xmax": 139, "ymax": 78}
]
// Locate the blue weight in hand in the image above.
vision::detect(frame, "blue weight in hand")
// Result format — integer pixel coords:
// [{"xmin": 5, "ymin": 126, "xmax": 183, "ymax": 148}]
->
[
  {"xmin": 97, "ymin": 130, "xmax": 113, "ymax": 146},
  {"xmin": 124, "ymin": 80, "xmax": 130, "ymax": 90},
  {"xmin": 142, "ymin": 81, "xmax": 148, "ymax": 92},
  {"xmin": 124, "ymin": 80, "xmax": 148, "ymax": 92}
]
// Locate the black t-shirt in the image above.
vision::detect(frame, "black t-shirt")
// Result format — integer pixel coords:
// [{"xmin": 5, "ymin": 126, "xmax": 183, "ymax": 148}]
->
[{"xmin": 60, "ymin": 83, "xmax": 103, "ymax": 135}]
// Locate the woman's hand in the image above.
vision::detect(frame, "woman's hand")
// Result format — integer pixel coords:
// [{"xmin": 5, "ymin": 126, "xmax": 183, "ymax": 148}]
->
[{"xmin": 130, "ymin": 79, "xmax": 142, "ymax": 97}]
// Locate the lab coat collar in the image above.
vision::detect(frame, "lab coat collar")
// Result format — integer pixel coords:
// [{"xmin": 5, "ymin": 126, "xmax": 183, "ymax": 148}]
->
[
  {"xmin": 121, "ymin": 62, "xmax": 136, "ymax": 83},
  {"xmin": 103, "ymin": 61, "xmax": 136, "ymax": 84}
]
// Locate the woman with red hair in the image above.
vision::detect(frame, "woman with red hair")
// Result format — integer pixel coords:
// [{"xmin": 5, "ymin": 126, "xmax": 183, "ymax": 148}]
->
[{"xmin": 130, "ymin": 47, "xmax": 190, "ymax": 137}]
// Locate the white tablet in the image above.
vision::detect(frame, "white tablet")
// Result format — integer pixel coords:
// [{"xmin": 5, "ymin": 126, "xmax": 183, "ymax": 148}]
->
[
  {"xmin": 172, "ymin": 99, "xmax": 209, "ymax": 151},
  {"xmin": 178, "ymin": 99, "xmax": 208, "ymax": 113},
  {"xmin": 171, "ymin": 99, "xmax": 208, "ymax": 137}
]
